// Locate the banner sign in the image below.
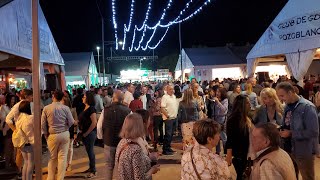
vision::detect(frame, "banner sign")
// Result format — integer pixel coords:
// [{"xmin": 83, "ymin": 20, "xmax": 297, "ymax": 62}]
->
[{"xmin": 265, "ymin": 11, "xmax": 320, "ymax": 43}]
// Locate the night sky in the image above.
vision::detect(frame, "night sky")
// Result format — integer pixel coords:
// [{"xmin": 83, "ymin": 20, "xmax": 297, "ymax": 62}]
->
[{"xmin": 39, "ymin": 0, "xmax": 288, "ymax": 73}]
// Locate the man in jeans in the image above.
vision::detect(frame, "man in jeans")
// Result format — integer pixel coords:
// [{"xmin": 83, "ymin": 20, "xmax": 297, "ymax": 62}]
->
[
  {"xmin": 100, "ymin": 90, "xmax": 131, "ymax": 179},
  {"xmin": 276, "ymin": 82, "xmax": 319, "ymax": 180},
  {"xmin": 41, "ymin": 90, "xmax": 74, "ymax": 180},
  {"xmin": 161, "ymin": 84, "xmax": 178, "ymax": 155}
]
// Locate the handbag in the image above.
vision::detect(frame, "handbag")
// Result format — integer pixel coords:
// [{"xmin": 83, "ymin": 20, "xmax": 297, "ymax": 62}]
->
[
  {"xmin": 12, "ymin": 126, "xmax": 28, "ymax": 148},
  {"xmin": 190, "ymin": 147, "xmax": 202, "ymax": 180}
]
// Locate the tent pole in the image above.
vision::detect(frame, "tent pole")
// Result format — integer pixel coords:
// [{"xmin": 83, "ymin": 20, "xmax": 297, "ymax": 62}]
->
[
  {"xmin": 179, "ymin": 22, "xmax": 183, "ymax": 82},
  {"xmin": 31, "ymin": 0, "xmax": 42, "ymax": 179},
  {"xmin": 102, "ymin": 18, "xmax": 105, "ymax": 86}
]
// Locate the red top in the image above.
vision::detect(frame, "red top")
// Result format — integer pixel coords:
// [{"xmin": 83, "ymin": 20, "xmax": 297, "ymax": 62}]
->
[{"xmin": 129, "ymin": 99, "xmax": 143, "ymax": 112}]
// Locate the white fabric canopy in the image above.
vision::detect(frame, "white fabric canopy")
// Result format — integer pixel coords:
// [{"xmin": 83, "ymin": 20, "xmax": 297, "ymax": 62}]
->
[
  {"xmin": 247, "ymin": 0, "xmax": 320, "ymax": 77},
  {"xmin": 285, "ymin": 49, "xmax": 316, "ymax": 81},
  {"xmin": 0, "ymin": 0, "xmax": 64, "ymax": 65}
]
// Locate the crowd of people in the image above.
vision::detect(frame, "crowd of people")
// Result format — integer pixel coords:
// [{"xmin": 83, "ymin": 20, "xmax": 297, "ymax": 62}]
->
[{"xmin": 0, "ymin": 74, "xmax": 319, "ymax": 180}]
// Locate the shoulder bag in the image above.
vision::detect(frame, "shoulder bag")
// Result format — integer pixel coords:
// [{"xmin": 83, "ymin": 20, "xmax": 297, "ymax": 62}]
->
[{"xmin": 190, "ymin": 147, "xmax": 202, "ymax": 180}]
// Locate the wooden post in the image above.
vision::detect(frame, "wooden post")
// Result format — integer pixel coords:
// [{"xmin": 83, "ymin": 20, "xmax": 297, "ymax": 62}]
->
[{"xmin": 31, "ymin": 0, "xmax": 42, "ymax": 179}]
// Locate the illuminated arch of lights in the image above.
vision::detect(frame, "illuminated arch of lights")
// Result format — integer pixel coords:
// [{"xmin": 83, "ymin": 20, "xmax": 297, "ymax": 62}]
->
[{"xmin": 111, "ymin": 0, "xmax": 212, "ymax": 51}]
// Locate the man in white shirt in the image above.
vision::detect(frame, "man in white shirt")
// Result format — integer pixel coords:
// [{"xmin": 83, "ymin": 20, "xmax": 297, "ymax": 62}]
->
[
  {"xmin": 161, "ymin": 84, "xmax": 178, "ymax": 155},
  {"xmin": 123, "ymin": 83, "xmax": 135, "ymax": 107}
]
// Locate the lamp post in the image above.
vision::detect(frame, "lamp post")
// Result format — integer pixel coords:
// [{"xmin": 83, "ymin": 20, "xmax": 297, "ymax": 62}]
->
[
  {"xmin": 96, "ymin": 46, "xmax": 100, "ymax": 85},
  {"xmin": 106, "ymin": 41, "xmax": 123, "ymax": 83}
]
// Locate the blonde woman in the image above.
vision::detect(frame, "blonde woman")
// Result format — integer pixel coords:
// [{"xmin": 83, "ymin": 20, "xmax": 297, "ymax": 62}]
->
[
  {"xmin": 191, "ymin": 83, "xmax": 205, "ymax": 119},
  {"xmin": 241, "ymin": 83, "xmax": 258, "ymax": 110},
  {"xmin": 178, "ymin": 89, "xmax": 199, "ymax": 150},
  {"xmin": 253, "ymin": 88, "xmax": 284, "ymax": 126}
]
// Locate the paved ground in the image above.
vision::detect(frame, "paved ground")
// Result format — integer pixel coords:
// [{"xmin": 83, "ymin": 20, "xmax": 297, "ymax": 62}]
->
[{"xmin": 1, "ymin": 142, "xmax": 320, "ymax": 179}]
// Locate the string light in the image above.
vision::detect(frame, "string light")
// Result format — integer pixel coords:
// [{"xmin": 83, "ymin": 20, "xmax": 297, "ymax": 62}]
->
[
  {"xmin": 122, "ymin": 0, "xmax": 135, "ymax": 50},
  {"xmin": 113, "ymin": 0, "xmax": 212, "ymax": 51},
  {"xmin": 130, "ymin": 0, "xmax": 153, "ymax": 52},
  {"xmin": 111, "ymin": 0, "xmax": 118, "ymax": 49}
]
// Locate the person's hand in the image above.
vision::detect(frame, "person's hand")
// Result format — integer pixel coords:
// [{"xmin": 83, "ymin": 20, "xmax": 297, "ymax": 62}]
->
[
  {"xmin": 226, "ymin": 155, "xmax": 232, "ymax": 166},
  {"xmin": 213, "ymin": 97, "xmax": 219, "ymax": 102},
  {"xmin": 279, "ymin": 129, "xmax": 292, "ymax": 138},
  {"xmin": 149, "ymin": 152, "xmax": 159, "ymax": 161},
  {"xmin": 149, "ymin": 164, "xmax": 160, "ymax": 174},
  {"xmin": 83, "ymin": 132, "xmax": 88, "ymax": 138},
  {"xmin": 74, "ymin": 134, "xmax": 77, "ymax": 139}
]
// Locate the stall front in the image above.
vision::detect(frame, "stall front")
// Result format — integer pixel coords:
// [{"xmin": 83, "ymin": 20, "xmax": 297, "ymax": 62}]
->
[
  {"xmin": 62, "ymin": 52, "xmax": 98, "ymax": 89},
  {"xmin": 247, "ymin": 0, "xmax": 320, "ymax": 82},
  {"xmin": 0, "ymin": 0, "xmax": 65, "ymax": 91},
  {"xmin": 175, "ymin": 47, "xmax": 248, "ymax": 82}
]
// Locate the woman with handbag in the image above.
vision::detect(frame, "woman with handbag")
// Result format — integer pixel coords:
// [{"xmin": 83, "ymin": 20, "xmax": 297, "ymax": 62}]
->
[
  {"xmin": 178, "ymin": 89, "xmax": 199, "ymax": 150},
  {"xmin": 181, "ymin": 120, "xmax": 231, "ymax": 180},
  {"xmin": 115, "ymin": 113, "xmax": 160, "ymax": 180},
  {"xmin": 15, "ymin": 101, "xmax": 34, "ymax": 180},
  {"xmin": 225, "ymin": 95, "xmax": 253, "ymax": 180}
]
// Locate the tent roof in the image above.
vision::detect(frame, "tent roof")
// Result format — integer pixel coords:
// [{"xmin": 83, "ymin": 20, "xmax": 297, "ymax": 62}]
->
[
  {"xmin": 247, "ymin": 0, "xmax": 320, "ymax": 59},
  {"xmin": 62, "ymin": 52, "xmax": 93, "ymax": 76},
  {"xmin": 0, "ymin": 0, "xmax": 64, "ymax": 65},
  {"xmin": 184, "ymin": 47, "xmax": 247, "ymax": 66}
]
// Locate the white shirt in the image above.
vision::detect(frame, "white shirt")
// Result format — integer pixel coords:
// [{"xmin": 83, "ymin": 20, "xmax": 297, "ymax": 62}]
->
[
  {"xmin": 97, "ymin": 109, "xmax": 104, "ymax": 139},
  {"xmin": 123, "ymin": 91, "xmax": 134, "ymax": 107},
  {"xmin": 161, "ymin": 94, "xmax": 178, "ymax": 120},
  {"xmin": 16, "ymin": 113, "xmax": 34, "ymax": 144},
  {"xmin": 0, "ymin": 105, "xmax": 10, "ymax": 135},
  {"xmin": 141, "ymin": 94, "xmax": 147, "ymax": 110},
  {"xmin": 6, "ymin": 100, "xmax": 22, "ymax": 125}
]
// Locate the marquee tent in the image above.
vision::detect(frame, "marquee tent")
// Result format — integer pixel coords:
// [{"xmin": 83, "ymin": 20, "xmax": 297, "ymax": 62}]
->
[
  {"xmin": 247, "ymin": 0, "xmax": 320, "ymax": 81},
  {"xmin": 0, "ymin": 0, "xmax": 65, "ymax": 90},
  {"xmin": 62, "ymin": 52, "xmax": 98, "ymax": 88},
  {"xmin": 175, "ymin": 46, "xmax": 250, "ymax": 81}
]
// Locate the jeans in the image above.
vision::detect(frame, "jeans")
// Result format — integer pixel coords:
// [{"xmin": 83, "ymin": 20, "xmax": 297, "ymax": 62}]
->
[
  {"xmin": 294, "ymin": 155, "xmax": 315, "ymax": 180},
  {"xmin": 82, "ymin": 130, "xmax": 96, "ymax": 172},
  {"xmin": 104, "ymin": 145, "xmax": 117, "ymax": 180},
  {"xmin": 163, "ymin": 119, "xmax": 175, "ymax": 152},
  {"xmin": 21, "ymin": 145, "xmax": 34, "ymax": 180},
  {"xmin": 153, "ymin": 116, "xmax": 163, "ymax": 144},
  {"xmin": 47, "ymin": 131, "xmax": 70, "ymax": 180}
]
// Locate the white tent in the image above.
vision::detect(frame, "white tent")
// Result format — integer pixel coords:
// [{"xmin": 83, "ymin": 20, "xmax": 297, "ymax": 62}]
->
[
  {"xmin": 175, "ymin": 47, "xmax": 249, "ymax": 81},
  {"xmin": 247, "ymin": 0, "xmax": 320, "ymax": 81},
  {"xmin": 62, "ymin": 52, "xmax": 98, "ymax": 88},
  {"xmin": 0, "ymin": 0, "xmax": 65, "ymax": 89}
]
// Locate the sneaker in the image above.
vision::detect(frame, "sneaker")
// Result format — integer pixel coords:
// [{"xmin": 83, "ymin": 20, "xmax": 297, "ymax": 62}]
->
[
  {"xmin": 162, "ymin": 151, "xmax": 174, "ymax": 156},
  {"xmin": 168, "ymin": 148, "xmax": 176, "ymax": 153},
  {"xmin": 82, "ymin": 168, "xmax": 91, "ymax": 173},
  {"xmin": 66, "ymin": 164, "xmax": 72, "ymax": 171},
  {"xmin": 16, "ymin": 173, "xmax": 22, "ymax": 180},
  {"xmin": 86, "ymin": 172, "xmax": 97, "ymax": 178}
]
